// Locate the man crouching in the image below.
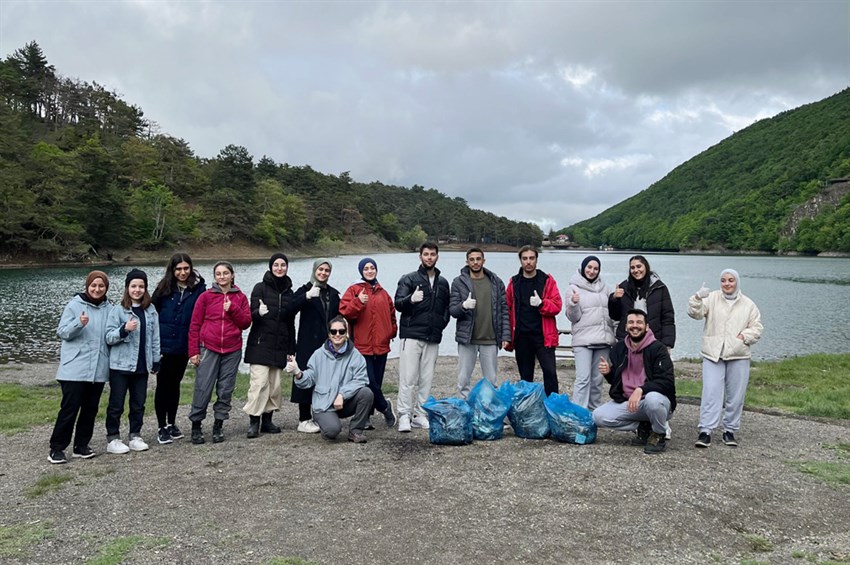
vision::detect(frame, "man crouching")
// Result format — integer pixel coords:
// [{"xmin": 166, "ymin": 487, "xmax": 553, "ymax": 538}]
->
[{"xmin": 592, "ymin": 309, "xmax": 676, "ymax": 454}]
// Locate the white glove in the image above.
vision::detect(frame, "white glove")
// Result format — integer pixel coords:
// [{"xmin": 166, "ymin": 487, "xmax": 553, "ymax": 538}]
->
[
  {"xmin": 530, "ymin": 290, "xmax": 542, "ymax": 308},
  {"xmin": 258, "ymin": 299, "xmax": 269, "ymax": 317},
  {"xmin": 462, "ymin": 292, "xmax": 476, "ymax": 310},
  {"xmin": 284, "ymin": 359, "xmax": 301, "ymax": 374},
  {"xmin": 696, "ymin": 282, "xmax": 710, "ymax": 299},
  {"xmin": 306, "ymin": 285, "xmax": 321, "ymax": 299},
  {"xmin": 411, "ymin": 286, "xmax": 424, "ymax": 303}
]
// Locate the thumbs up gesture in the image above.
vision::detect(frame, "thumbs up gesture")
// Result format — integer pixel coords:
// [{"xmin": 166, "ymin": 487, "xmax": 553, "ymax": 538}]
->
[
  {"xmin": 598, "ymin": 356, "xmax": 611, "ymax": 375},
  {"xmin": 571, "ymin": 289, "xmax": 580, "ymax": 305},
  {"xmin": 462, "ymin": 292, "xmax": 476, "ymax": 310},
  {"xmin": 125, "ymin": 315, "xmax": 138, "ymax": 332},
  {"xmin": 306, "ymin": 285, "xmax": 321, "ymax": 299},
  {"xmin": 530, "ymin": 290, "xmax": 542, "ymax": 307},
  {"xmin": 696, "ymin": 282, "xmax": 710, "ymax": 299},
  {"xmin": 411, "ymin": 285, "xmax": 424, "ymax": 303},
  {"xmin": 258, "ymin": 299, "xmax": 269, "ymax": 316},
  {"xmin": 358, "ymin": 289, "xmax": 369, "ymax": 304},
  {"xmin": 614, "ymin": 284, "xmax": 624, "ymax": 299},
  {"xmin": 80, "ymin": 310, "xmax": 89, "ymax": 327}
]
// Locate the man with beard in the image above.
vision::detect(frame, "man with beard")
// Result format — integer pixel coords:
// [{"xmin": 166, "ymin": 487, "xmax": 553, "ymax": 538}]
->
[
  {"xmin": 592, "ymin": 309, "xmax": 676, "ymax": 455},
  {"xmin": 449, "ymin": 248, "xmax": 510, "ymax": 399}
]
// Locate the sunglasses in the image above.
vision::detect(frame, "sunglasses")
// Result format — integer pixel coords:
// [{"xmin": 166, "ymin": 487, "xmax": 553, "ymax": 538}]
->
[{"xmin": 328, "ymin": 329, "xmax": 347, "ymax": 336}]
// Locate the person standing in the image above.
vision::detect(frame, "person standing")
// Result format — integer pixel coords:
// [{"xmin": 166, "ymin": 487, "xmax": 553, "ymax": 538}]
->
[
  {"xmin": 566, "ymin": 255, "xmax": 616, "ymax": 410},
  {"xmin": 608, "ymin": 255, "xmax": 676, "ymax": 349},
  {"xmin": 48, "ymin": 271, "xmax": 112, "ymax": 464},
  {"xmin": 688, "ymin": 269, "xmax": 763, "ymax": 448},
  {"xmin": 339, "ymin": 257, "xmax": 398, "ymax": 428},
  {"xmin": 394, "ymin": 242, "xmax": 451, "ymax": 432},
  {"xmin": 449, "ymin": 248, "xmax": 510, "ymax": 399},
  {"xmin": 505, "ymin": 245, "xmax": 562, "ymax": 396},
  {"xmin": 151, "ymin": 253, "xmax": 206, "ymax": 444}
]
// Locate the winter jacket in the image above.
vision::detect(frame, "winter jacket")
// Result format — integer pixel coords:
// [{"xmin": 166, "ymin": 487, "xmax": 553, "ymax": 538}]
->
[
  {"xmin": 55, "ymin": 295, "xmax": 113, "ymax": 383},
  {"xmin": 449, "ymin": 266, "xmax": 511, "ymax": 346},
  {"xmin": 608, "ymin": 273, "xmax": 676, "ymax": 348},
  {"xmin": 294, "ymin": 341, "xmax": 369, "ymax": 413},
  {"xmin": 188, "ymin": 284, "xmax": 252, "ymax": 357},
  {"xmin": 339, "ymin": 281, "xmax": 397, "ymax": 356},
  {"xmin": 604, "ymin": 338, "xmax": 677, "ymax": 412},
  {"xmin": 293, "ymin": 282, "xmax": 341, "ymax": 368},
  {"xmin": 394, "ymin": 265, "xmax": 451, "ymax": 343},
  {"xmin": 565, "ymin": 272, "xmax": 616, "ymax": 348},
  {"xmin": 106, "ymin": 304, "xmax": 161, "ymax": 373},
  {"xmin": 244, "ymin": 272, "xmax": 298, "ymax": 367},
  {"xmin": 153, "ymin": 278, "xmax": 206, "ymax": 356},
  {"xmin": 505, "ymin": 270, "xmax": 562, "ymax": 349},
  {"xmin": 687, "ymin": 291, "xmax": 763, "ymax": 362}
]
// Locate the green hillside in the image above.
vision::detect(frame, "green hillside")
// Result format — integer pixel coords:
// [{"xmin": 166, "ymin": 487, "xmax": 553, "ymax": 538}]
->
[{"xmin": 564, "ymin": 88, "xmax": 850, "ymax": 253}]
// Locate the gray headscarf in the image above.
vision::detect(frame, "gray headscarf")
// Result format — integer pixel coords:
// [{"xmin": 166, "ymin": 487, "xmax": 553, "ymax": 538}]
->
[{"xmin": 310, "ymin": 258, "xmax": 333, "ymax": 289}]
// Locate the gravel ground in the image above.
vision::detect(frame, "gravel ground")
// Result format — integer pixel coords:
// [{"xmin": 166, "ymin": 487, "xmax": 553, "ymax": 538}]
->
[{"xmin": 1, "ymin": 358, "xmax": 849, "ymax": 565}]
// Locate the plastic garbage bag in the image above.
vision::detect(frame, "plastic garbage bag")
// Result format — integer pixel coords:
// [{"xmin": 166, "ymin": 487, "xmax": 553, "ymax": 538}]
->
[
  {"xmin": 500, "ymin": 380, "xmax": 550, "ymax": 439},
  {"xmin": 468, "ymin": 378, "xmax": 512, "ymax": 440},
  {"xmin": 544, "ymin": 393, "xmax": 597, "ymax": 444},
  {"xmin": 421, "ymin": 396, "xmax": 473, "ymax": 445}
]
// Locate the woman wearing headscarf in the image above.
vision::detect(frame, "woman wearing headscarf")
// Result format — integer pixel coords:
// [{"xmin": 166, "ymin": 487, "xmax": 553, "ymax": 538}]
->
[
  {"xmin": 565, "ymin": 255, "xmax": 616, "ymax": 410},
  {"xmin": 688, "ymin": 269, "xmax": 762, "ymax": 448},
  {"xmin": 339, "ymin": 257, "xmax": 398, "ymax": 428},
  {"xmin": 608, "ymin": 255, "xmax": 676, "ymax": 349},
  {"xmin": 243, "ymin": 252, "xmax": 297, "ymax": 438},
  {"xmin": 291, "ymin": 259, "xmax": 340, "ymax": 433},
  {"xmin": 48, "ymin": 271, "xmax": 113, "ymax": 464}
]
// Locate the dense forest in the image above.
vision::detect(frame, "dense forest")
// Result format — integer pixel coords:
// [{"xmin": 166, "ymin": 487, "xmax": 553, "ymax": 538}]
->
[
  {"xmin": 561, "ymin": 88, "xmax": 850, "ymax": 253},
  {"xmin": 0, "ymin": 42, "xmax": 542, "ymax": 260}
]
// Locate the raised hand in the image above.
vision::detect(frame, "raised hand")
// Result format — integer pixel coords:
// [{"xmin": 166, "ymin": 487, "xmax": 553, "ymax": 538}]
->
[
  {"xmin": 80, "ymin": 310, "xmax": 89, "ymax": 327},
  {"xmin": 258, "ymin": 299, "xmax": 269, "ymax": 316},
  {"xmin": 571, "ymin": 289, "xmax": 580, "ymax": 305},
  {"xmin": 223, "ymin": 296, "xmax": 231, "ymax": 312},
  {"xmin": 598, "ymin": 356, "xmax": 610, "ymax": 375},
  {"xmin": 462, "ymin": 292, "xmax": 476, "ymax": 310},
  {"xmin": 358, "ymin": 290, "xmax": 369, "ymax": 304},
  {"xmin": 125, "ymin": 315, "xmax": 138, "ymax": 332},
  {"xmin": 530, "ymin": 290, "xmax": 542, "ymax": 307},
  {"xmin": 306, "ymin": 285, "xmax": 321, "ymax": 299},
  {"xmin": 696, "ymin": 282, "xmax": 710, "ymax": 299},
  {"xmin": 614, "ymin": 284, "xmax": 624, "ymax": 299},
  {"xmin": 411, "ymin": 286, "xmax": 424, "ymax": 303}
]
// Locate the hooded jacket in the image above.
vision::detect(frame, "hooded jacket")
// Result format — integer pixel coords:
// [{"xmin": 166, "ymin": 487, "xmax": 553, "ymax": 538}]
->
[
  {"xmin": 55, "ymin": 295, "xmax": 113, "ymax": 383},
  {"xmin": 505, "ymin": 269, "xmax": 562, "ymax": 349},
  {"xmin": 688, "ymin": 290, "xmax": 762, "ymax": 362},
  {"xmin": 339, "ymin": 280, "xmax": 397, "ymax": 356},
  {"xmin": 449, "ymin": 266, "xmax": 511, "ymax": 346},
  {"xmin": 153, "ymin": 276, "xmax": 206, "ymax": 356},
  {"xmin": 294, "ymin": 340, "xmax": 369, "ymax": 412},
  {"xmin": 565, "ymin": 271, "xmax": 616, "ymax": 348},
  {"xmin": 608, "ymin": 273, "xmax": 676, "ymax": 348},
  {"xmin": 604, "ymin": 331, "xmax": 677, "ymax": 412},
  {"xmin": 188, "ymin": 284, "xmax": 252, "ymax": 357},
  {"xmin": 394, "ymin": 265, "xmax": 451, "ymax": 343},
  {"xmin": 244, "ymin": 271, "xmax": 298, "ymax": 367}
]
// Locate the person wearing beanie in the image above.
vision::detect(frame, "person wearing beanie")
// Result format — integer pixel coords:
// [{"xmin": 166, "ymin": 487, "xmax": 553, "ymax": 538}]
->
[
  {"xmin": 689, "ymin": 269, "xmax": 763, "ymax": 448},
  {"xmin": 48, "ymin": 271, "xmax": 113, "ymax": 464},
  {"xmin": 104, "ymin": 269, "xmax": 160, "ymax": 455},
  {"xmin": 339, "ymin": 257, "xmax": 398, "ymax": 428}
]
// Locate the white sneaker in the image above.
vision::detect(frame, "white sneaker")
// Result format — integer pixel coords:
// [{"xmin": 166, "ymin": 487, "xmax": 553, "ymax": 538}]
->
[
  {"xmin": 665, "ymin": 422, "xmax": 672, "ymax": 440},
  {"xmin": 297, "ymin": 419, "xmax": 321, "ymax": 433},
  {"xmin": 411, "ymin": 414, "xmax": 430, "ymax": 430},
  {"xmin": 398, "ymin": 414, "xmax": 411, "ymax": 433},
  {"xmin": 107, "ymin": 439, "xmax": 130, "ymax": 454},
  {"xmin": 128, "ymin": 436, "xmax": 149, "ymax": 451}
]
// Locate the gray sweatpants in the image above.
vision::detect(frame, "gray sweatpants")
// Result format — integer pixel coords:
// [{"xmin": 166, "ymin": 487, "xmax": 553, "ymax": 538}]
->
[
  {"xmin": 456, "ymin": 343, "xmax": 499, "ymax": 399},
  {"xmin": 312, "ymin": 387, "xmax": 374, "ymax": 439},
  {"xmin": 189, "ymin": 348, "xmax": 241, "ymax": 423},
  {"xmin": 572, "ymin": 346, "xmax": 610, "ymax": 410},
  {"xmin": 698, "ymin": 358, "xmax": 750, "ymax": 434},
  {"xmin": 592, "ymin": 391, "xmax": 671, "ymax": 435},
  {"xmin": 397, "ymin": 338, "xmax": 439, "ymax": 417}
]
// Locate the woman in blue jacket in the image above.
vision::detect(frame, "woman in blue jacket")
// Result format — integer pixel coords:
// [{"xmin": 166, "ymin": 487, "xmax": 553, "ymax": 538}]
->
[
  {"xmin": 48, "ymin": 271, "xmax": 113, "ymax": 464},
  {"xmin": 152, "ymin": 254, "xmax": 206, "ymax": 444}
]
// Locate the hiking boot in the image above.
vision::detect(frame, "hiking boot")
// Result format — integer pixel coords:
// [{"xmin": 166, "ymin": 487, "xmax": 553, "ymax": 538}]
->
[
  {"xmin": 167, "ymin": 424, "xmax": 184, "ymax": 439},
  {"xmin": 247, "ymin": 415, "xmax": 260, "ymax": 439},
  {"xmin": 695, "ymin": 432, "xmax": 711, "ymax": 448},
  {"xmin": 644, "ymin": 431, "xmax": 667, "ymax": 454},
  {"xmin": 411, "ymin": 414, "xmax": 430, "ymax": 429},
  {"xmin": 297, "ymin": 419, "xmax": 321, "ymax": 433},
  {"xmin": 191, "ymin": 422, "xmax": 205, "ymax": 445},
  {"xmin": 382, "ymin": 399, "xmax": 397, "ymax": 427},
  {"xmin": 631, "ymin": 421, "xmax": 651, "ymax": 446},
  {"xmin": 348, "ymin": 431, "xmax": 368, "ymax": 444},
  {"xmin": 364, "ymin": 418, "xmax": 375, "ymax": 431},
  {"xmin": 72, "ymin": 445, "xmax": 95, "ymax": 459},
  {"xmin": 398, "ymin": 414, "xmax": 411, "ymax": 433},
  {"xmin": 722, "ymin": 431, "xmax": 738, "ymax": 447},
  {"xmin": 48, "ymin": 449, "xmax": 67, "ymax": 464},
  {"xmin": 158, "ymin": 427, "xmax": 173, "ymax": 445},
  {"xmin": 212, "ymin": 419, "xmax": 225, "ymax": 443},
  {"xmin": 260, "ymin": 412, "xmax": 281, "ymax": 434},
  {"xmin": 107, "ymin": 439, "xmax": 130, "ymax": 454},
  {"xmin": 128, "ymin": 436, "xmax": 149, "ymax": 452}
]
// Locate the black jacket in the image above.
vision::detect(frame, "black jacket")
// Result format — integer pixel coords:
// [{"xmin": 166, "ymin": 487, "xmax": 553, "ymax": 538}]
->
[
  {"xmin": 394, "ymin": 265, "xmax": 450, "ymax": 343},
  {"xmin": 608, "ymin": 274, "xmax": 676, "ymax": 348},
  {"xmin": 604, "ymin": 338, "xmax": 677, "ymax": 413},
  {"xmin": 290, "ymin": 282, "xmax": 340, "ymax": 404},
  {"xmin": 243, "ymin": 272, "xmax": 297, "ymax": 367}
]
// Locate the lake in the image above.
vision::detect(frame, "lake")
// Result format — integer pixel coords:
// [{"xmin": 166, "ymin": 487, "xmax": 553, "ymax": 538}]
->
[{"xmin": 1, "ymin": 251, "xmax": 848, "ymax": 364}]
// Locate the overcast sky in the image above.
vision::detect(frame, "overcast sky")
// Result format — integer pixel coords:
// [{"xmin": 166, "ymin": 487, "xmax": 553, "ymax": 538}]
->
[{"xmin": 2, "ymin": 1, "xmax": 848, "ymax": 232}]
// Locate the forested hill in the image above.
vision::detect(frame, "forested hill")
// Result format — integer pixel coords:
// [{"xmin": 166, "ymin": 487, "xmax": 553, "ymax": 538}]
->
[
  {"xmin": 563, "ymin": 88, "xmax": 850, "ymax": 253},
  {"xmin": 0, "ymin": 42, "xmax": 542, "ymax": 261}
]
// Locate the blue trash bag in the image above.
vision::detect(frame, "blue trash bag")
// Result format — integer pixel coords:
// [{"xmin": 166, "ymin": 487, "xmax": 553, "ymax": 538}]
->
[
  {"xmin": 421, "ymin": 396, "xmax": 473, "ymax": 445},
  {"xmin": 500, "ymin": 380, "xmax": 550, "ymax": 439},
  {"xmin": 468, "ymin": 378, "xmax": 512, "ymax": 440},
  {"xmin": 544, "ymin": 393, "xmax": 597, "ymax": 444}
]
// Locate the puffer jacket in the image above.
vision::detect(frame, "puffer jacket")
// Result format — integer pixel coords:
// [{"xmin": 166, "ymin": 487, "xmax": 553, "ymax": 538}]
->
[
  {"xmin": 294, "ymin": 341, "xmax": 369, "ymax": 412},
  {"xmin": 293, "ymin": 282, "xmax": 341, "ymax": 369},
  {"xmin": 687, "ymin": 290, "xmax": 762, "ymax": 362},
  {"xmin": 565, "ymin": 272, "xmax": 615, "ymax": 347},
  {"xmin": 608, "ymin": 273, "xmax": 676, "ymax": 348},
  {"xmin": 153, "ymin": 277, "xmax": 206, "ymax": 356},
  {"xmin": 188, "ymin": 284, "xmax": 252, "ymax": 357},
  {"xmin": 106, "ymin": 304, "xmax": 161, "ymax": 373},
  {"xmin": 244, "ymin": 272, "xmax": 298, "ymax": 367},
  {"xmin": 605, "ymin": 337, "xmax": 677, "ymax": 413},
  {"xmin": 339, "ymin": 281, "xmax": 397, "ymax": 356},
  {"xmin": 505, "ymin": 270, "xmax": 562, "ymax": 349},
  {"xmin": 55, "ymin": 295, "xmax": 113, "ymax": 383},
  {"xmin": 449, "ymin": 266, "xmax": 511, "ymax": 346},
  {"xmin": 394, "ymin": 265, "xmax": 451, "ymax": 343}
]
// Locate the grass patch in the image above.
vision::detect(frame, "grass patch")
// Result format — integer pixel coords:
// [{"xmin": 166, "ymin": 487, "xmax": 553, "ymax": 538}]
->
[
  {"xmin": 791, "ymin": 461, "xmax": 850, "ymax": 486},
  {"xmin": 742, "ymin": 533, "xmax": 774, "ymax": 552},
  {"xmin": 25, "ymin": 472, "xmax": 74, "ymax": 498},
  {"xmin": 85, "ymin": 535, "xmax": 170, "ymax": 565},
  {"xmin": 0, "ymin": 521, "xmax": 54, "ymax": 558},
  {"xmin": 675, "ymin": 354, "xmax": 850, "ymax": 420},
  {"xmin": 267, "ymin": 558, "xmax": 317, "ymax": 565}
]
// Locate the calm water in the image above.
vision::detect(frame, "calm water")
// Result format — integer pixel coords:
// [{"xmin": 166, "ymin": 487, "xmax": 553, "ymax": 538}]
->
[{"xmin": 1, "ymin": 251, "xmax": 848, "ymax": 364}]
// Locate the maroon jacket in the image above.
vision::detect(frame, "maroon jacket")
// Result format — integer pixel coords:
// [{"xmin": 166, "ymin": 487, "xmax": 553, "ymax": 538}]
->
[
  {"xmin": 188, "ymin": 284, "xmax": 252, "ymax": 356},
  {"xmin": 339, "ymin": 281, "xmax": 397, "ymax": 356}
]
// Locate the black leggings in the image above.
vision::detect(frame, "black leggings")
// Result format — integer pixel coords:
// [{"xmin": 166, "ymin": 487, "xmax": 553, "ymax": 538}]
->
[{"xmin": 155, "ymin": 353, "xmax": 189, "ymax": 427}]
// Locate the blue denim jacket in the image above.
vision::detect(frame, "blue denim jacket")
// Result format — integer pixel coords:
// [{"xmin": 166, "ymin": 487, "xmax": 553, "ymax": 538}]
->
[
  {"xmin": 106, "ymin": 304, "xmax": 161, "ymax": 373},
  {"xmin": 56, "ymin": 295, "xmax": 113, "ymax": 383}
]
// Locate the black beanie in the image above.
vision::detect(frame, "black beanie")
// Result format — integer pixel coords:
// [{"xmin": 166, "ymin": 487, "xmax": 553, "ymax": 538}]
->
[{"xmin": 125, "ymin": 268, "xmax": 148, "ymax": 288}]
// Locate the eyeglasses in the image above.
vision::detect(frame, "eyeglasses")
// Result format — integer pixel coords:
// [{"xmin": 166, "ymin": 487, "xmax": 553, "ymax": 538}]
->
[{"xmin": 329, "ymin": 329, "xmax": 347, "ymax": 336}]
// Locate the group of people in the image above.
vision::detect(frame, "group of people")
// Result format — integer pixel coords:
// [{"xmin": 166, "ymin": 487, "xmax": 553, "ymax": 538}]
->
[{"xmin": 47, "ymin": 244, "xmax": 763, "ymax": 463}]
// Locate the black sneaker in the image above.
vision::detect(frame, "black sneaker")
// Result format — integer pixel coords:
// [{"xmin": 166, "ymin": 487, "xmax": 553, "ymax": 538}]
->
[
  {"xmin": 644, "ymin": 431, "xmax": 667, "ymax": 454},
  {"xmin": 48, "ymin": 449, "xmax": 67, "ymax": 464},
  {"xmin": 695, "ymin": 432, "xmax": 711, "ymax": 448},
  {"xmin": 631, "ymin": 421, "xmax": 651, "ymax": 446},
  {"xmin": 382, "ymin": 399, "xmax": 397, "ymax": 428},
  {"xmin": 158, "ymin": 427, "xmax": 173, "ymax": 445},
  {"xmin": 167, "ymin": 424, "xmax": 184, "ymax": 439},
  {"xmin": 72, "ymin": 445, "xmax": 95, "ymax": 459},
  {"xmin": 722, "ymin": 431, "xmax": 738, "ymax": 447}
]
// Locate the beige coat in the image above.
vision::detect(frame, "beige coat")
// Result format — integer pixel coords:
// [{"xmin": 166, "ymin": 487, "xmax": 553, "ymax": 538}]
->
[{"xmin": 687, "ymin": 291, "xmax": 763, "ymax": 362}]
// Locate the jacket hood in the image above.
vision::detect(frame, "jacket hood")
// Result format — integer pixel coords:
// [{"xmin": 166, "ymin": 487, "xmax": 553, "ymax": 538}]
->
[
  {"xmin": 626, "ymin": 327, "xmax": 657, "ymax": 353},
  {"xmin": 211, "ymin": 283, "xmax": 241, "ymax": 294}
]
